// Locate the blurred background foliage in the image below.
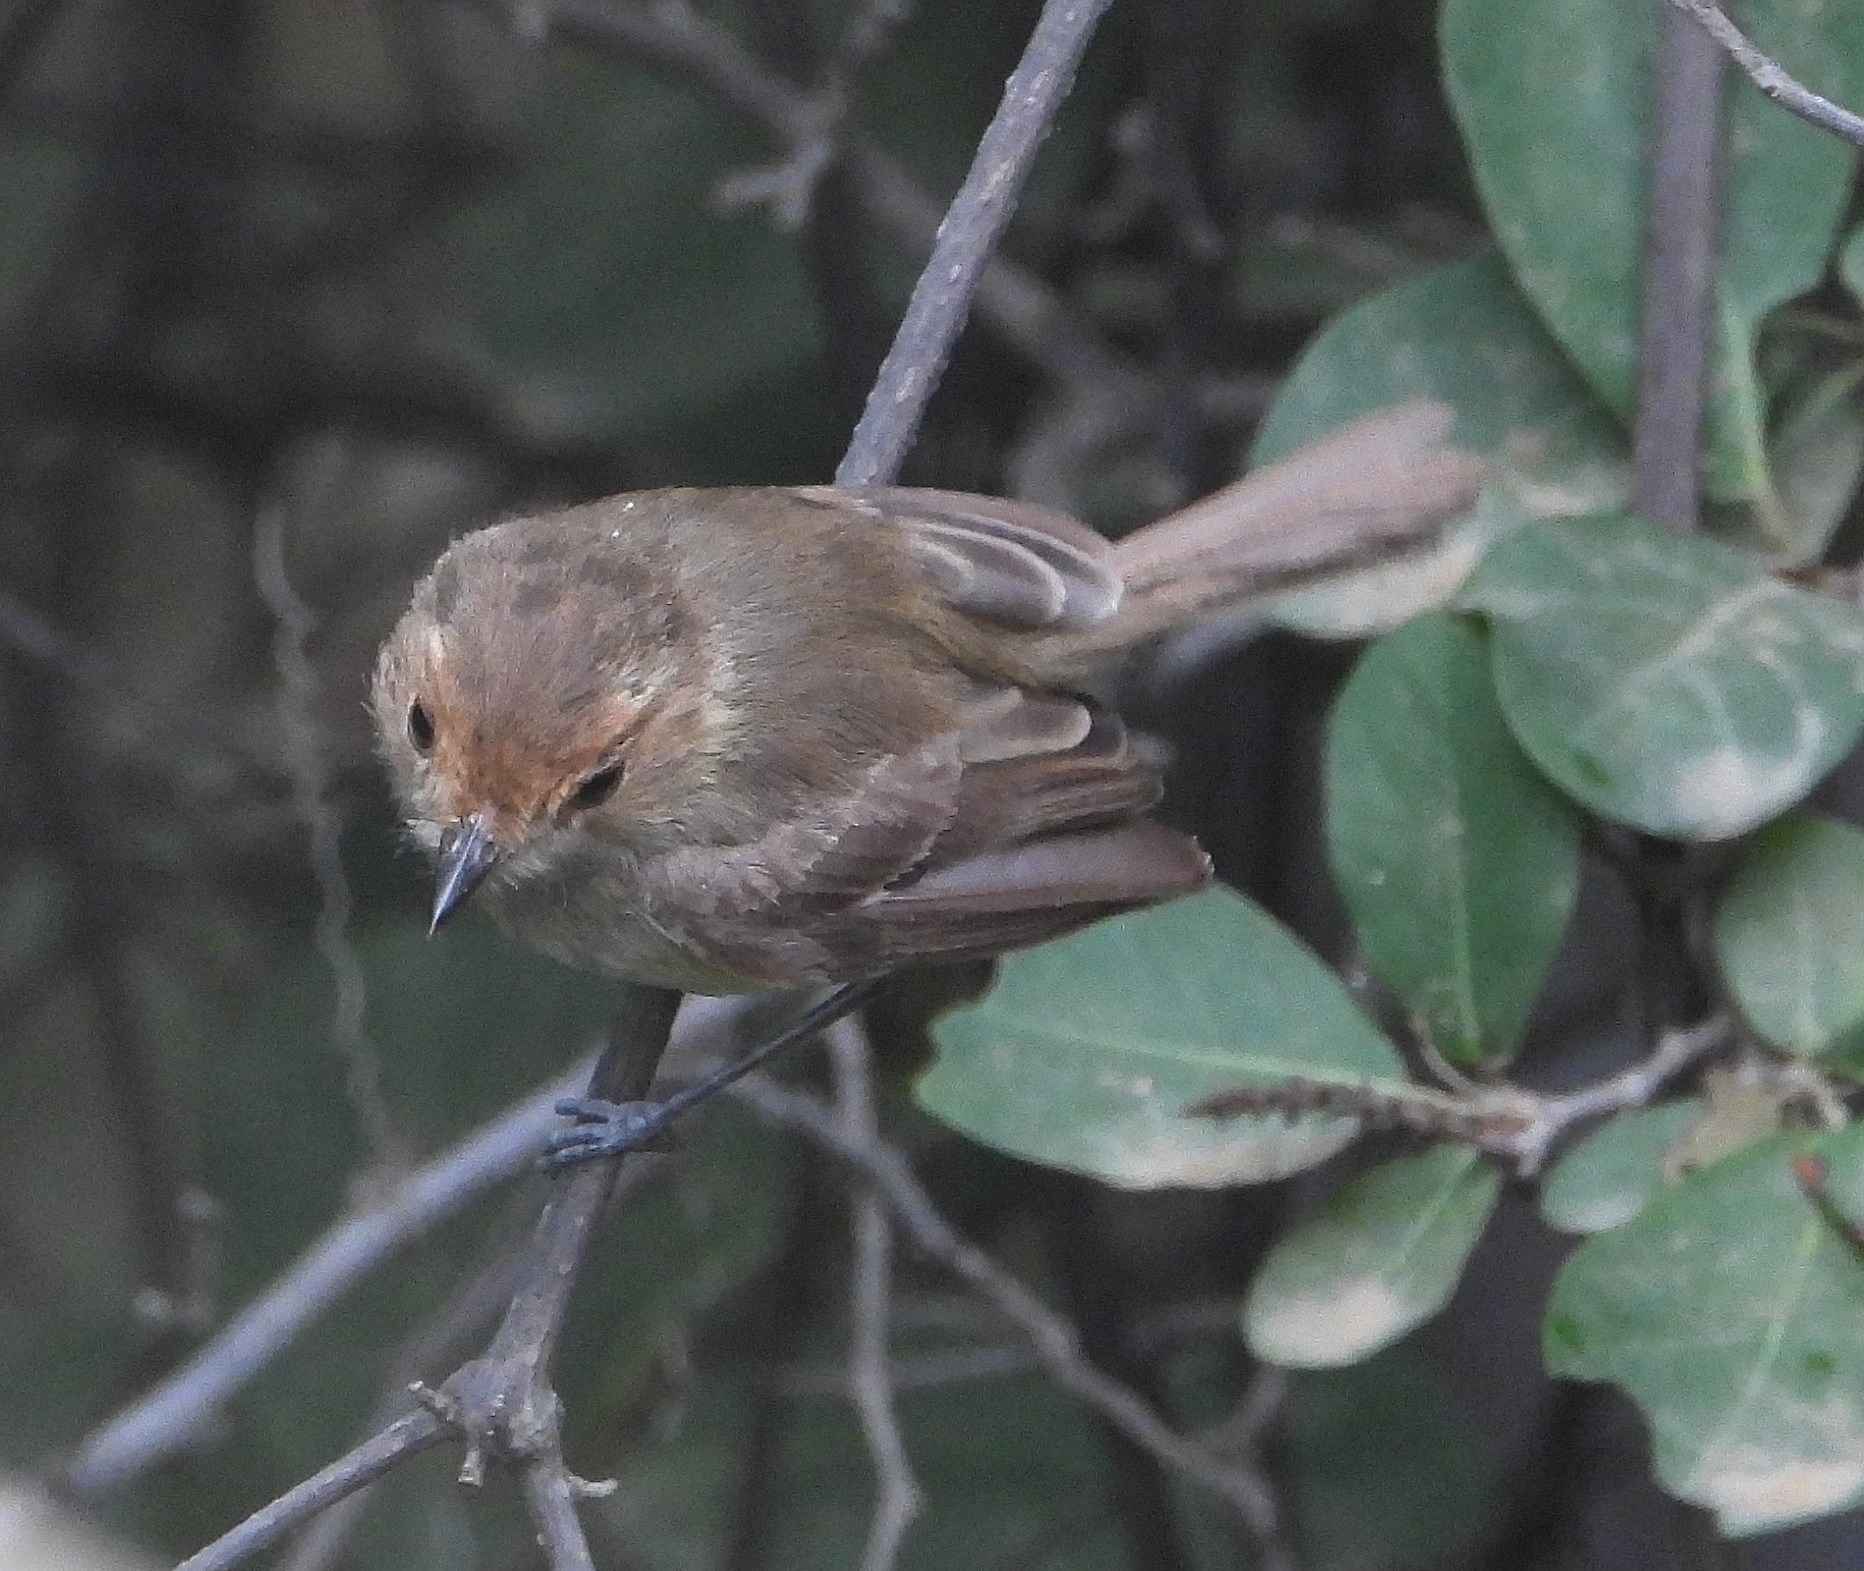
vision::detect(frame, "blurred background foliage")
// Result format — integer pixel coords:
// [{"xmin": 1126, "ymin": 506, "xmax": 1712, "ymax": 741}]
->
[{"xmin": 3, "ymin": 0, "xmax": 1839, "ymax": 1568}]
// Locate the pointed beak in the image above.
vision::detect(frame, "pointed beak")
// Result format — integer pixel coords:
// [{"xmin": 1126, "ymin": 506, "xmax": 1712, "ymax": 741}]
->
[{"xmin": 430, "ymin": 813, "xmax": 502, "ymax": 934}]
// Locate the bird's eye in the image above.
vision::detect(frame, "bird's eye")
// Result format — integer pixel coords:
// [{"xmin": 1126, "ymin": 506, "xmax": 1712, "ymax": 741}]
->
[
  {"xmin": 407, "ymin": 700, "xmax": 435, "ymax": 753},
  {"xmin": 569, "ymin": 762, "xmax": 624, "ymax": 809}
]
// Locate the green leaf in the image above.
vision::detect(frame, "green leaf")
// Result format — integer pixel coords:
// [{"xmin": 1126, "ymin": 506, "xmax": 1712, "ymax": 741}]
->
[
  {"xmin": 1245, "ymin": 1145, "xmax": 1501, "ymax": 1368},
  {"xmin": 1253, "ymin": 253, "xmax": 1627, "ymax": 638},
  {"xmin": 1715, "ymin": 813, "xmax": 1864, "ymax": 1065},
  {"xmin": 1443, "ymin": 0, "xmax": 1863, "ymax": 504},
  {"xmin": 1839, "ymin": 218, "xmax": 1864, "ymax": 317},
  {"xmin": 1326, "ymin": 613, "xmax": 1580, "ymax": 1063},
  {"xmin": 1540, "ymin": 1100, "xmax": 1704, "ymax": 1235},
  {"xmin": 1462, "ymin": 512, "xmax": 1864, "ymax": 839},
  {"xmin": 1546, "ymin": 1127, "xmax": 1864, "ymax": 1534},
  {"xmin": 1759, "ymin": 355, "xmax": 1864, "ymax": 562},
  {"xmin": 922, "ymin": 888, "xmax": 1404, "ymax": 1188}
]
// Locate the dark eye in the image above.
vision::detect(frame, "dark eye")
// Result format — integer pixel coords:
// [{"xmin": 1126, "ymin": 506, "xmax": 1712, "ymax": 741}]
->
[
  {"xmin": 407, "ymin": 700, "xmax": 435, "ymax": 753},
  {"xmin": 570, "ymin": 762, "xmax": 624, "ymax": 809}
]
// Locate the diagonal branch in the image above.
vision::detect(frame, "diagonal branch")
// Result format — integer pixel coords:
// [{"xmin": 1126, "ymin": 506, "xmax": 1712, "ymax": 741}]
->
[
  {"xmin": 730, "ymin": 1074, "xmax": 1291, "ymax": 1566},
  {"xmin": 836, "ymin": 0, "xmax": 1116, "ymax": 485},
  {"xmin": 1666, "ymin": 0, "xmax": 1864, "ymax": 149}
]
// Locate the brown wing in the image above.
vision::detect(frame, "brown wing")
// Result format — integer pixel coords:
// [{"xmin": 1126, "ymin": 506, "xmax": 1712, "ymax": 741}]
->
[
  {"xmin": 788, "ymin": 485, "xmax": 1124, "ymax": 631},
  {"xmin": 639, "ymin": 682, "xmax": 1201, "ymax": 984},
  {"xmin": 839, "ymin": 818, "xmax": 1211, "ymax": 969}
]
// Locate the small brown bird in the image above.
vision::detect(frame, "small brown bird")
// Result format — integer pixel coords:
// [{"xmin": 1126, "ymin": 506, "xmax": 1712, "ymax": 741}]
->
[{"xmin": 372, "ymin": 400, "xmax": 1481, "ymax": 994}]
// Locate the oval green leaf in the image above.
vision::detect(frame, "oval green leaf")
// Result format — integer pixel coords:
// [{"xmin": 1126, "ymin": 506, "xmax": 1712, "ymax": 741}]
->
[
  {"xmin": 1253, "ymin": 254, "xmax": 1627, "ymax": 638},
  {"xmin": 1462, "ymin": 513, "xmax": 1864, "ymax": 839},
  {"xmin": 1246, "ymin": 1145, "xmax": 1501, "ymax": 1368},
  {"xmin": 1540, "ymin": 1099, "xmax": 1705, "ymax": 1235},
  {"xmin": 1715, "ymin": 813, "xmax": 1864, "ymax": 1065},
  {"xmin": 1545, "ymin": 1127, "xmax": 1864, "ymax": 1534},
  {"xmin": 921, "ymin": 888, "xmax": 1405, "ymax": 1189},
  {"xmin": 1326, "ymin": 612, "xmax": 1580, "ymax": 1064},
  {"xmin": 1443, "ymin": 0, "xmax": 1863, "ymax": 504}
]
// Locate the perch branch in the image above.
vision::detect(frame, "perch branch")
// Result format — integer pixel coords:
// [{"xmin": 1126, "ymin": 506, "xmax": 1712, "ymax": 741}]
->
[{"xmin": 837, "ymin": 0, "xmax": 1115, "ymax": 484}]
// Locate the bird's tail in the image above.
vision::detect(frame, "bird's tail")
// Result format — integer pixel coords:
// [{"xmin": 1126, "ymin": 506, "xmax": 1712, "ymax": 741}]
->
[{"xmin": 1037, "ymin": 399, "xmax": 1485, "ymax": 673}]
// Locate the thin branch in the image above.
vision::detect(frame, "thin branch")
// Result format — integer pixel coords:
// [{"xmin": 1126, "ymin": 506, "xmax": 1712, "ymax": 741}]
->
[
  {"xmin": 273, "ymin": 1198, "xmax": 551, "ymax": 1571},
  {"xmin": 163, "ymin": 990, "xmax": 684, "ymax": 1571},
  {"xmin": 1187, "ymin": 1015, "xmax": 1735, "ymax": 1180},
  {"xmin": 174, "ymin": 1411, "xmax": 451, "ymax": 1571},
  {"xmin": 64, "ymin": 1048, "xmax": 597, "ymax": 1496},
  {"xmin": 527, "ymin": 0, "xmax": 1148, "ymax": 404},
  {"xmin": 252, "ymin": 502, "xmax": 404, "ymax": 1175},
  {"xmin": 1667, "ymin": 0, "xmax": 1864, "ymax": 149},
  {"xmin": 716, "ymin": 0, "xmax": 917, "ymax": 229},
  {"xmin": 828, "ymin": 1015, "xmax": 923, "ymax": 1571},
  {"xmin": 730, "ymin": 1075, "xmax": 1290, "ymax": 1564},
  {"xmin": 522, "ymin": 1465, "xmax": 602, "ymax": 1571},
  {"xmin": 66, "ymin": 995, "xmax": 769, "ymax": 1500},
  {"xmin": 1492, "ymin": 1013, "xmax": 1734, "ymax": 1176},
  {"xmin": 837, "ymin": 0, "xmax": 1116, "ymax": 485},
  {"xmin": 1633, "ymin": 2, "xmax": 1724, "ymax": 534},
  {"xmin": 430, "ymin": 987, "xmax": 682, "ymax": 1485}
]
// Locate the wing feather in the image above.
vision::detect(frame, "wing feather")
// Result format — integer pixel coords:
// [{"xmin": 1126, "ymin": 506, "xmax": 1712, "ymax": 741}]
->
[
  {"xmin": 638, "ymin": 679, "xmax": 1196, "ymax": 983},
  {"xmin": 790, "ymin": 485, "xmax": 1123, "ymax": 630}
]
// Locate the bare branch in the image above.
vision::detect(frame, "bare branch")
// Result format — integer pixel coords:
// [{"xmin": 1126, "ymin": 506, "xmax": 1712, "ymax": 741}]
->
[
  {"xmin": 527, "ymin": 0, "xmax": 1148, "ymax": 405},
  {"xmin": 1489, "ymin": 1013, "xmax": 1734, "ymax": 1176},
  {"xmin": 522, "ymin": 1464, "xmax": 600, "ymax": 1571},
  {"xmin": 64, "ymin": 1049, "xmax": 596, "ymax": 1496},
  {"xmin": 174, "ymin": 1411, "xmax": 451, "ymax": 1571},
  {"xmin": 252, "ymin": 501, "xmax": 404, "ymax": 1174},
  {"xmin": 730, "ymin": 1074, "xmax": 1290, "ymax": 1563},
  {"xmin": 1189, "ymin": 1015, "xmax": 1734, "ymax": 1180},
  {"xmin": 1633, "ymin": 5, "xmax": 1723, "ymax": 534},
  {"xmin": 1667, "ymin": 0, "xmax": 1864, "ymax": 149},
  {"xmin": 828, "ymin": 1015, "xmax": 924, "ymax": 1571},
  {"xmin": 837, "ymin": 0, "xmax": 1116, "ymax": 485}
]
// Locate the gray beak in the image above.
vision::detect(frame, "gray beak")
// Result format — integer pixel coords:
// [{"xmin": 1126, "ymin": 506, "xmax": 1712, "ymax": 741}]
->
[{"xmin": 430, "ymin": 813, "xmax": 501, "ymax": 933}]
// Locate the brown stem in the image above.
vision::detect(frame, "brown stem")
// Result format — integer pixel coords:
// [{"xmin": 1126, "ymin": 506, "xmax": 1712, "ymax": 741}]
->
[
  {"xmin": 835, "ymin": 0, "xmax": 1118, "ymax": 485},
  {"xmin": 1633, "ymin": 3, "xmax": 1725, "ymax": 534}
]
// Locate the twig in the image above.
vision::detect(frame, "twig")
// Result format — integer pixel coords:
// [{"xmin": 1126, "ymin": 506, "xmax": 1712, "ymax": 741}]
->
[
  {"xmin": 837, "ymin": 0, "xmax": 1116, "ymax": 485},
  {"xmin": 161, "ymin": 989, "xmax": 684, "ymax": 1571},
  {"xmin": 828, "ymin": 1014, "xmax": 923, "ymax": 1571},
  {"xmin": 252, "ymin": 502, "xmax": 404, "ymax": 1175},
  {"xmin": 397, "ymin": 985, "xmax": 677, "ymax": 1571},
  {"xmin": 272, "ymin": 1205, "xmax": 549, "ymax": 1571},
  {"xmin": 65, "ymin": 1046, "xmax": 599, "ymax": 1496},
  {"xmin": 66, "ymin": 995, "xmax": 773, "ymax": 1501},
  {"xmin": 1633, "ymin": 3, "xmax": 1724, "ymax": 534},
  {"xmin": 1667, "ymin": 0, "xmax": 1864, "ymax": 149},
  {"xmin": 1187, "ymin": 1015, "xmax": 1734, "ymax": 1180},
  {"xmin": 1481, "ymin": 1013, "xmax": 1734, "ymax": 1176},
  {"xmin": 173, "ymin": 1411, "xmax": 452, "ymax": 1571},
  {"xmin": 526, "ymin": 0, "xmax": 1148, "ymax": 405},
  {"xmin": 729, "ymin": 1074, "xmax": 1290, "ymax": 1563},
  {"xmin": 715, "ymin": 0, "xmax": 917, "ymax": 229}
]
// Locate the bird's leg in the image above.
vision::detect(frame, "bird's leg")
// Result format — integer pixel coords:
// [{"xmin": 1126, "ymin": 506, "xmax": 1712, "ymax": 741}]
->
[{"xmin": 545, "ymin": 978, "xmax": 884, "ymax": 1168}]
